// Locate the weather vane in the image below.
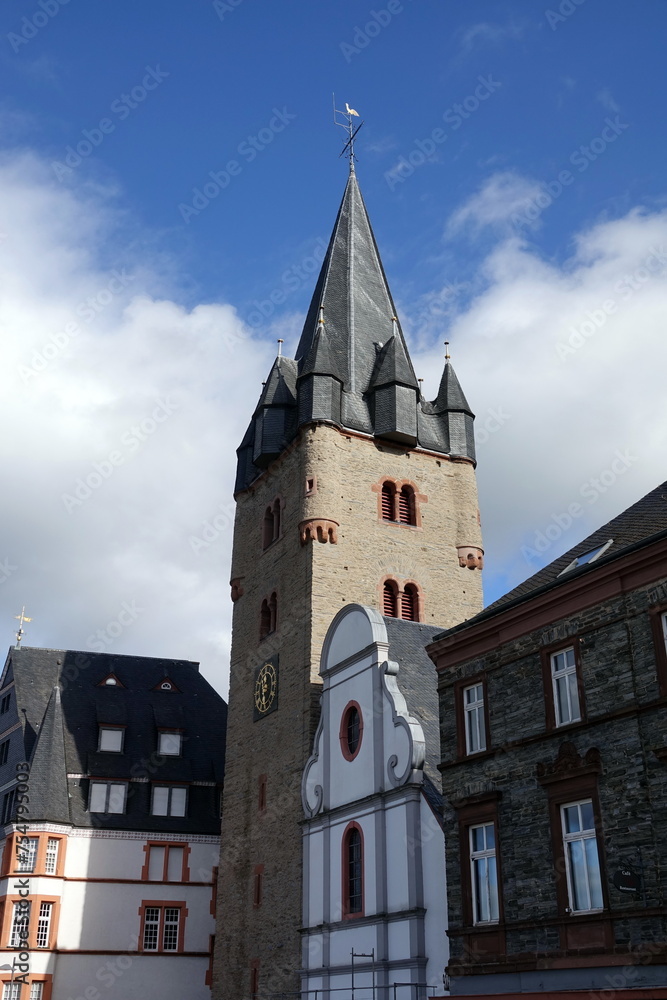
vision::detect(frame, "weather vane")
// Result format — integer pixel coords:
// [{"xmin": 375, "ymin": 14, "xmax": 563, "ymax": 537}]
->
[
  {"xmin": 333, "ymin": 95, "xmax": 364, "ymax": 169},
  {"xmin": 14, "ymin": 606, "xmax": 32, "ymax": 647}
]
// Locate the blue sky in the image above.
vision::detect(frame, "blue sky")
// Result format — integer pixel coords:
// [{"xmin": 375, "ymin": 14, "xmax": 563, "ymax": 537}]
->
[{"xmin": 1, "ymin": 0, "xmax": 667, "ymax": 692}]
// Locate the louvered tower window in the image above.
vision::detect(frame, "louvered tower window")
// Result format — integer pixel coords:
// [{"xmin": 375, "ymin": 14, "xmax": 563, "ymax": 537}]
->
[
  {"xmin": 381, "ymin": 482, "xmax": 395, "ymax": 521},
  {"xmin": 398, "ymin": 486, "xmax": 415, "ymax": 525},
  {"xmin": 401, "ymin": 584, "xmax": 418, "ymax": 621},
  {"xmin": 383, "ymin": 581, "xmax": 398, "ymax": 618}
]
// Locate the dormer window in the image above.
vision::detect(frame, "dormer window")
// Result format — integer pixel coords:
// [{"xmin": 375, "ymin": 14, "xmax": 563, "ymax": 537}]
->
[
  {"xmin": 105, "ymin": 677, "xmax": 118, "ymax": 686},
  {"xmin": 159, "ymin": 731, "xmax": 182, "ymax": 756},
  {"xmin": 161, "ymin": 681, "xmax": 172, "ymax": 691},
  {"xmin": 558, "ymin": 539, "xmax": 613, "ymax": 576},
  {"xmin": 98, "ymin": 726, "xmax": 124, "ymax": 753}
]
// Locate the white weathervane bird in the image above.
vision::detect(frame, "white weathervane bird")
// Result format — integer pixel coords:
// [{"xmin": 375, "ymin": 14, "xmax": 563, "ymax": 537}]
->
[{"xmin": 345, "ymin": 103, "xmax": 360, "ymax": 117}]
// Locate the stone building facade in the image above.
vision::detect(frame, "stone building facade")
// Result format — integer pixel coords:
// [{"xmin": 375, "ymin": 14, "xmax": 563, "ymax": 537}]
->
[
  {"xmin": 428, "ymin": 481, "xmax": 667, "ymax": 995},
  {"xmin": 212, "ymin": 166, "xmax": 484, "ymax": 1000}
]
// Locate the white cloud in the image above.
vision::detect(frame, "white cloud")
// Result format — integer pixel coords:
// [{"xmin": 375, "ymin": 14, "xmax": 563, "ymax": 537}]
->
[
  {"xmin": 457, "ymin": 21, "xmax": 525, "ymax": 57},
  {"xmin": 446, "ymin": 171, "xmax": 545, "ymax": 235},
  {"xmin": 0, "ymin": 152, "xmax": 275, "ymax": 695},
  {"xmin": 414, "ymin": 203, "xmax": 667, "ymax": 602},
  {"xmin": 597, "ymin": 87, "xmax": 620, "ymax": 113}
]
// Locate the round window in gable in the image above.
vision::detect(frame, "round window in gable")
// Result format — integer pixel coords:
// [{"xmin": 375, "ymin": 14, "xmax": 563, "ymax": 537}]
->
[
  {"xmin": 161, "ymin": 681, "xmax": 172, "ymax": 691},
  {"xmin": 105, "ymin": 677, "xmax": 117, "ymax": 686},
  {"xmin": 339, "ymin": 701, "xmax": 363, "ymax": 761}
]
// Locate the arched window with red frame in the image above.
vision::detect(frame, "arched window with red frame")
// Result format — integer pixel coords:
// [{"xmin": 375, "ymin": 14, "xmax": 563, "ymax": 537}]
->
[
  {"xmin": 398, "ymin": 485, "xmax": 416, "ymax": 525},
  {"xmin": 342, "ymin": 823, "xmax": 364, "ymax": 918},
  {"xmin": 381, "ymin": 482, "xmax": 396, "ymax": 521},
  {"xmin": 401, "ymin": 584, "xmax": 419, "ymax": 622},
  {"xmin": 383, "ymin": 580, "xmax": 398, "ymax": 618}
]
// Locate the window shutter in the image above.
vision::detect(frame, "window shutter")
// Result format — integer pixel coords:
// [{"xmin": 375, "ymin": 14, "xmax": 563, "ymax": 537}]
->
[
  {"xmin": 383, "ymin": 582, "xmax": 398, "ymax": 617},
  {"xmin": 381, "ymin": 483, "xmax": 394, "ymax": 520},
  {"xmin": 401, "ymin": 586, "xmax": 417, "ymax": 621},
  {"xmin": 398, "ymin": 487, "xmax": 413, "ymax": 524}
]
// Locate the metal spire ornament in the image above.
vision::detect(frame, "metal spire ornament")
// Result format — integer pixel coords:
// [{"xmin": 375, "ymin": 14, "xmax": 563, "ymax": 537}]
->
[
  {"xmin": 13, "ymin": 606, "xmax": 32, "ymax": 647},
  {"xmin": 333, "ymin": 94, "xmax": 364, "ymax": 169}
]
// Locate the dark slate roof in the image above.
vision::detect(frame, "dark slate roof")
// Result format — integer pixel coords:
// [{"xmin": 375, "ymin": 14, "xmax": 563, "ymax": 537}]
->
[
  {"xmin": 429, "ymin": 360, "xmax": 474, "ymax": 416},
  {"xmin": 28, "ymin": 687, "xmax": 69, "ymax": 823},
  {"xmin": 369, "ymin": 334, "xmax": 418, "ymax": 391},
  {"xmin": 0, "ymin": 647, "xmax": 227, "ymax": 835},
  {"xmin": 235, "ymin": 170, "xmax": 477, "ymax": 491},
  {"xmin": 383, "ymin": 617, "xmax": 443, "ymax": 787},
  {"xmin": 437, "ymin": 479, "xmax": 667, "ymax": 640},
  {"xmin": 257, "ymin": 355, "xmax": 298, "ymax": 408}
]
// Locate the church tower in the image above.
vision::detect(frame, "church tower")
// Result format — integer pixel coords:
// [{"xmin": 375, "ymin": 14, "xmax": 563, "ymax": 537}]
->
[{"xmin": 212, "ymin": 165, "xmax": 484, "ymax": 999}]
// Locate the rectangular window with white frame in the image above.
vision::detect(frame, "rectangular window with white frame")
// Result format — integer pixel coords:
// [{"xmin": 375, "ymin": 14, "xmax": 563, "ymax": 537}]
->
[
  {"xmin": 141, "ymin": 903, "xmax": 183, "ymax": 952},
  {"xmin": 9, "ymin": 900, "xmax": 30, "ymax": 947},
  {"xmin": 89, "ymin": 781, "xmax": 127, "ymax": 814},
  {"xmin": 469, "ymin": 822, "xmax": 499, "ymax": 924},
  {"xmin": 463, "ymin": 683, "xmax": 486, "ymax": 754},
  {"xmin": 44, "ymin": 837, "xmax": 60, "ymax": 875},
  {"xmin": 16, "ymin": 836, "xmax": 38, "ymax": 873},
  {"xmin": 29, "ymin": 984, "xmax": 45, "ymax": 1000},
  {"xmin": 36, "ymin": 902, "xmax": 53, "ymax": 948},
  {"xmin": 147, "ymin": 844, "xmax": 186, "ymax": 881},
  {"xmin": 151, "ymin": 785, "xmax": 187, "ymax": 817},
  {"xmin": 551, "ymin": 647, "xmax": 581, "ymax": 726},
  {"xmin": 561, "ymin": 799, "xmax": 603, "ymax": 912},
  {"xmin": 158, "ymin": 731, "xmax": 182, "ymax": 756},
  {"xmin": 3, "ymin": 983, "xmax": 21, "ymax": 1000},
  {"xmin": 98, "ymin": 726, "xmax": 124, "ymax": 752}
]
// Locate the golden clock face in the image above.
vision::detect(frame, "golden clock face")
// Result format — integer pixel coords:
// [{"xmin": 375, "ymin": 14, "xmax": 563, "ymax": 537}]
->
[{"xmin": 254, "ymin": 662, "xmax": 277, "ymax": 714}]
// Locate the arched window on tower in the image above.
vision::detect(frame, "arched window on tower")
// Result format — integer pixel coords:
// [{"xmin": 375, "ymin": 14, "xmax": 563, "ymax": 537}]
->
[
  {"xmin": 383, "ymin": 580, "xmax": 398, "ymax": 618},
  {"xmin": 398, "ymin": 485, "xmax": 416, "ymax": 525},
  {"xmin": 401, "ymin": 584, "xmax": 419, "ymax": 622},
  {"xmin": 381, "ymin": 482, "xmax": 396, "ymax": 521},
  {"xmin": 262, "ymin": 498, "xmax": 282, "ymax": 550},
  {"xmin": 342, "ymin": 824, "xmax": 364, "ymax": 917},
  {"xmin": 268, "ymin": 592, "xmax": 277, "ymax": 633},
  {"xmin": 259, "ymin": 600, "xmax": 271, "ymax": 640}
]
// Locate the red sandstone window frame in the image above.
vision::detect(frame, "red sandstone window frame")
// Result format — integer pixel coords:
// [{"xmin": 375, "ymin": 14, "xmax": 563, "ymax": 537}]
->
[
  {"xmin": 141, "ymin": 841, "xmax": 191, "ymax": 883},
  {"xmin": 261, "ymin": 496, "xmax": 283, "ymax": 551},
  {"xmin": 380, "ymin": 576, "xmax": 423, "ymax": 622},
  {"xmin": 649, "ymin": 603, "xmax": 667, "ymax": 696},
  {"xmin": 454, "ymin": 675, "xmax": 491, "ymax": 759},
  {"xmin": 540, "ymin": 771, "xmax": 608, "ymax": 918},
  {"xmin": 341, "ymin": 821, "xmax": 365, "ymax": 919},
  {"xmin": 259, "ymin": 591, "xmax": 278, "ymax": 640},
  {"xmin": 138, "ymin": 899, "xmax": 187, "ymax": 953},
  {"xmin": 339, "ymin": 701, "xmax": 364, "ymax": 761},
  {"xmin": 0, "ymin": 977, "xmax": 52, "ymax": 1000},
  {"xmin": 252, "ymin": 863, "xmax": 264, "ymax": 908},
  {"xmin": 372, "ymin": 477, "xmax": 425, "ymax": 528},
  {"xmin": 455, "ymin": 793, "xmax": 505, "ymax": 935},
  {"xmin": 540, "ymin": 638, "xmax": 586, "ymax": 732},
  {"xmin": 5, "ymin": 832, "xmax": 67, "ymax": 878},
  {"xmin": 2, "ymin": 895, "xmax": 60, "ymax": 950}
]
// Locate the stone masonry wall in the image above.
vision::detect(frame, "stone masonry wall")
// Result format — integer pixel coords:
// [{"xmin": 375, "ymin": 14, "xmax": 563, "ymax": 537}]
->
[
  {"xmin": 213, "ymin": 423, "xmax": 484, "ymax": 1000},
  {"xmin": 437, "ymin": 575, "xmax": 667, "ymax": 982}
]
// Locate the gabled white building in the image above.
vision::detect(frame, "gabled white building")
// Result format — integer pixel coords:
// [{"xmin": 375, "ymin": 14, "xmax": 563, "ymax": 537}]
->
[
  {"xmin": 0, "ymin": 646, "xmax": 226, "ymax": 1000},
  {"xmin": 301, "ymin": 605, "xmax": 448, "ymax": 1000}
]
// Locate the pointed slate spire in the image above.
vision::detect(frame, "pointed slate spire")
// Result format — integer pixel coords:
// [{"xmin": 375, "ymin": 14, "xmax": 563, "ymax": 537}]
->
[
  {"xmin": 428, "ymin": 350, "xmax": 476, "ymax": 461},
  {"xmin": 252, "ymin": 354, "xmax": 298, "ymax": 469},
  {"xmin": 297, "ymin": 308, "xmax": 344, "ymax": 427},
  {"xmin": 28, "ymin": 686, "xmax": 70, "ymax": 823},
  {"xmin": 295, "ymin": 171, "xmax": 413, "ymax": 433},
  {"xmin": 368, "ymin": 320, "xmax": 419, "ymax": 445},
  {"xmin": 368, "ymin": 323, "xmax": 418, "ymax": 391},
  {"xmin": 433, "ymin": 359, "xmax": 474, "ymax": 416}
]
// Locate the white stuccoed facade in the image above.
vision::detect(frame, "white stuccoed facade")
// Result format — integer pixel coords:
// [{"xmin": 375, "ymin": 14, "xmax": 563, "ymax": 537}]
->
[
  {"xmin": 301, "ymin": 605, "xmax": 448, "ymax": 1000},
  {"xmin": 0, "ymin": 823, "xmax": 218, "ymax": 999}
]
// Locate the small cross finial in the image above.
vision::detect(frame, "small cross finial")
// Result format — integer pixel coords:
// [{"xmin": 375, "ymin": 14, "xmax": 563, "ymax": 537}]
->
[
  {"xmin": 14, "ymin": 606, "xmax": 32, "ymax": 647},
  {"xmin": 277, "ymin": 339, "xmax": 283, "ymax": 357},
  {"xmin": 444, "ymin": 341, "xmax": 451, "ymax": 361},
  {"xmin": 333, "ymin": 95, "xmax": 364, "ymax": 169}
]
